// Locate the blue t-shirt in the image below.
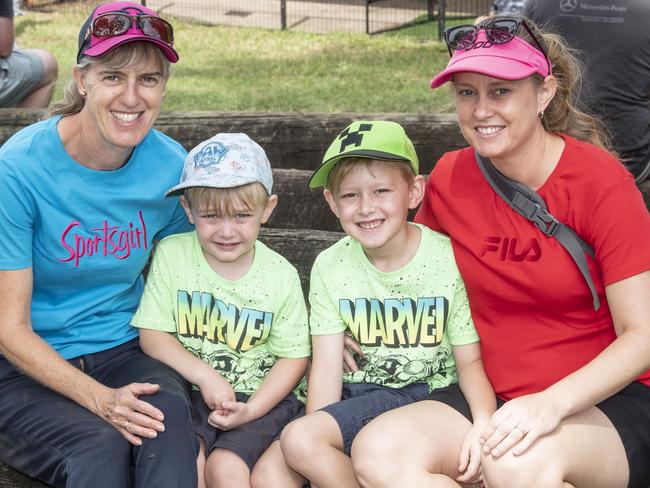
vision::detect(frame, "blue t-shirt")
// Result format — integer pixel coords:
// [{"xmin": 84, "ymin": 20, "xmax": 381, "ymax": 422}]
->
[{"xmin": 0, "ymin": 116, "xmax": 191, "ymax": 358}]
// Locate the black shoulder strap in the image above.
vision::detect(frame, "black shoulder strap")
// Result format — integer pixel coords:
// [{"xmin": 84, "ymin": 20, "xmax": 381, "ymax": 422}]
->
[{"xmin": 474, "ymin": 151, "xmax": 600, "ymax": 311}]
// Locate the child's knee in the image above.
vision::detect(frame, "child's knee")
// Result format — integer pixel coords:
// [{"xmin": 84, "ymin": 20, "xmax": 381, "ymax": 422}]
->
[
  {"xmin": 250, "ymin": 460, "xmax": 282, "ymax": 488},
  {"xmin": 280, "ymin": 417, "xmax": 319, "ymax": 467},
  {"xmin": 205, "ymin": 449, "xmax": 250, "ymax": 488}
]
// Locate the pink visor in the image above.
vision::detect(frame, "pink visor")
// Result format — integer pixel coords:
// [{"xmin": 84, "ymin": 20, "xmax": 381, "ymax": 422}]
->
[
  {"xmin": 77, "ymin": 2, "xmax": 178, "ymax": 64},
  {"xmin": 430, "ymin": 31, "xmax": 550, "ymax": 89}
]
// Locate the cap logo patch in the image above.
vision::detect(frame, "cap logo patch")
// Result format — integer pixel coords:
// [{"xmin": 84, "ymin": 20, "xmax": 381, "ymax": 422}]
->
[
  {"xmin": 338, "ymin": 123, "xmax": 373, "ymax": 153},
  {"xmin": 465, "ymin": 40, "xmax": 494, "ymax": 51},
  {"xmin": 194, "ymin": 141, "xmax": 229, "ymax": 169}
]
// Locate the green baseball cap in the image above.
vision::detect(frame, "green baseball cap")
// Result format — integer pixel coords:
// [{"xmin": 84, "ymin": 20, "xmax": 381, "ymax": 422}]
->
[{"xmin": 309, "ymin": 120, "xmax": 419, "ymax": 189}]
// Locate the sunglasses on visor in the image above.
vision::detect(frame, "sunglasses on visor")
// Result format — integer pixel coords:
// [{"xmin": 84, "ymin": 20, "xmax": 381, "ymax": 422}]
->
[
  {"xmin": 91, "ymin": 11, "xmax": 174, "ymax": 47},
  {"xmin": 444, "ymin": 17, "xmax": 550, "ymax": 75}
]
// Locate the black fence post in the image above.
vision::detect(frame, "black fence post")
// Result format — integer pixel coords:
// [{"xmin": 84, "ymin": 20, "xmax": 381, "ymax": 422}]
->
[
  {"xmin": 365, "ymin": 0, "xmax": 370, "ymax": 34},
  {"xmin": 280, "ymin": 0, "xmax": 287, "ymax": 30},
  {"xmin": 427, "ymin": 0, "xmax": 434, "ymax": 21},
  {"xmin": 437, "ymin": 0, "xmax": 445, "ymax": 40},
  {"xmin": 141, "ymin": 0, "xmax": 146, "ymax": 6}
]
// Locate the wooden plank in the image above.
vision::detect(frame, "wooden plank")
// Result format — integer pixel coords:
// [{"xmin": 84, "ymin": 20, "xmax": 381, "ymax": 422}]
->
[
  {"xmin": 258, "ymin": 227, "xmax": 344, "ymax": 294},
  {"xmin": 1, "ymin": 109, "xmax": 648, "ymax": 212},
  {"xmin": 0, "ymin": 464, "xmax": 46, "ymax": 488},
  {"xmin": 0, "ymin": 109, "xmax": 466, "ymax": 174},
  {"xmin": 269, "ymin": 169, "xmax": 341, "ymax": 231}
]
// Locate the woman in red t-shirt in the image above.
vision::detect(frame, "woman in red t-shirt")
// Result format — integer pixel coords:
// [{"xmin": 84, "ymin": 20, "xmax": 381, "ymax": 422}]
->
[{"xmin": 349, "ymin": 16, "xmax": 650, "ymax": 488}]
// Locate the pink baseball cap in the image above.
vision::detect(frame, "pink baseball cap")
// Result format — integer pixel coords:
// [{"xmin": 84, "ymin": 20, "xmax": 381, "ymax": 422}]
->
[
  {"xmin": 77, "ymin": 2, "xmax": 178, "ymax": 64},
  {"xmin": 430, "ymin": 30, "xmax": 550, "ymax": 89}
]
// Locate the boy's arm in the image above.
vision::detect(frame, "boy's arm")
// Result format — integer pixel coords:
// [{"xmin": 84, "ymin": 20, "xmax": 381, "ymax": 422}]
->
[
  {"xmin": 209, "ymin": 356, "xmax": 309, "ymax": 431},
  {"xmin": 447, "ymin": 271, "xmax": 495, "ymax": 420},
  {"xmin": 453, "ymin": 342, "xmax": 496, "ymax": 423},
  {"xmin": 452, "ymin": 341, "xmax": 496, "ymax": 483},
  {"xmin": 139, "ymin": 329, "xmax": 235, "ymax": 410},
  {"xmin": 306, "ymin": 333, "xmax": 345, "ymax": 414},
  {"xmin": 246, "ymin": 357, "xmax": 308, "ymax": 417}
]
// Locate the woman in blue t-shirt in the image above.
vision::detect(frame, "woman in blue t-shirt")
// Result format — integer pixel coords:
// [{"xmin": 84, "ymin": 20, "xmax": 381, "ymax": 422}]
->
[{"xmin": 0, "ymin": 2, "xmax": 198, "ymax": 486}]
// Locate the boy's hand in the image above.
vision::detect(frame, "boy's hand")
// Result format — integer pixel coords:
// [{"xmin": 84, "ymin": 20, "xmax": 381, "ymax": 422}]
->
[
  {"xmin": 343, "ymin": 334, "xmax": 363, "ymax": 372},
  {"xmin": 197, "ymin": 372, "xmax": 236, "ymax": 415},
  {"xmin": 456, "ymin": 420, "xmax": 488, "ymax": 484},
  {"xmin": 207, "ymin": 401, "xmax": 253, "ymax": 431}
]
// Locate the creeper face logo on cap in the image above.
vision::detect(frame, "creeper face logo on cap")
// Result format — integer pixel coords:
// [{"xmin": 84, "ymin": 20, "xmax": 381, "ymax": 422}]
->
[
  {"xmin": 338, "ymin": 123, "xmax": 373, "ymax": 153},
  {"xmin": 308, "ymin": 120, "xmax": 419, "ymax": 189}
]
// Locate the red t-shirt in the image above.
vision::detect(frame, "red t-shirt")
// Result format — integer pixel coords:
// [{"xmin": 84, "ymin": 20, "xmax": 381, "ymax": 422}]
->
[{"xmin": 415, "ymin": 135, "xmax": 650, "ymax": 400}]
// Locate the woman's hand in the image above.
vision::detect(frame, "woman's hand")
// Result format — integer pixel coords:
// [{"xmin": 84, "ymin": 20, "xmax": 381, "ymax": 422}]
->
[
  {"xmin": 479, "ymin": 392, "xmax": 564, "ymax": 458},
  {"xmin": 457, "ymin": 420, "xmax": 488, "ymax": 484},
  {"xmin": 100, "ymin": 382, "xmax": 166, "ymax": 446}
]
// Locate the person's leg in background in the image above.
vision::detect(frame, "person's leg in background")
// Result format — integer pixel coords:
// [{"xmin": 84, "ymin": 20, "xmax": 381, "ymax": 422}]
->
[{"xmin": 15, "ymin": 48, "xmax": 57, "ymax": 108}]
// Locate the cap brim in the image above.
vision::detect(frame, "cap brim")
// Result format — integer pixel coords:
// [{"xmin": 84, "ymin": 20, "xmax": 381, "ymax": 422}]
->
[
  {"xmin": 84, "ymin": 35, "xmax": 179, "ymax": 63},
  {"xmin": 165, "ymin": 184, "xmax": 187, "ymax": 197},
  {"xmin": 431, "ymin": 55, "xmax": 542, "ymax": 89},
  {"xmin": 308, "ymin": 150, "xmax": 410, "ymax": 189},
  {"xmin": 166, "ymin": 176, "xmax": 271, "ymax": 197}
]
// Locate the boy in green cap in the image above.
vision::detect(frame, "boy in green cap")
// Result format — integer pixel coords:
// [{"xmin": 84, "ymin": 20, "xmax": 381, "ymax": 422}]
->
[{"xmin": 277, "ymin": 121, "xmax": 495, "ymax": 487}]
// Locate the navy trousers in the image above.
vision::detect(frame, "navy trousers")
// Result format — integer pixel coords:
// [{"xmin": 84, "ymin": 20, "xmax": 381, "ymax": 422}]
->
[{"xmin": 0, "ymin": 339, "xmax": 199, "ymax": 488}]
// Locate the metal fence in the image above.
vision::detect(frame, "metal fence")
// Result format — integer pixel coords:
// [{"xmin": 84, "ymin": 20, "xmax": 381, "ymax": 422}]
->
[
  {"xmin": 142, "ymin": 0, "xmax": 492, "ymax": 35},
  {"xmin": 24, "ymin": 0, "xmax": 492, "ymax": 36}
]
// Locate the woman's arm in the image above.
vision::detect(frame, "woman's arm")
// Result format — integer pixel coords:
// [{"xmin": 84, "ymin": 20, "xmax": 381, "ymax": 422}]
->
[
  {"xmin": 547, "ymin": 270, "xmax": 650, "ymax": 413},
  {"xmin": 306, "ymin": 333, "xmax": 345, "ymax": 414},
  {"xmin": 0, "ymin": 268, "xmax": 165, "ymax": 445},
  {"xmin": 481, "ymin": 270, "xmax": 650, "ymax": 457}
]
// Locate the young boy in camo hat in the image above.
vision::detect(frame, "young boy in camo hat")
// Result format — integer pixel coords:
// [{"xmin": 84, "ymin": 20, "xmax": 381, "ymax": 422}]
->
[
  {"xmin": 131, "ymin": 133, "xmax": 310, "ymax": 488},
  {"xmin": 276, "ymin": 120, "xmax": 495, "ymax": 487}
]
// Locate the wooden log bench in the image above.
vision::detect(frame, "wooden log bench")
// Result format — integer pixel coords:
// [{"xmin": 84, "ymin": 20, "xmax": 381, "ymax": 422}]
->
[
  {"xmin": 1, "ymin": 109, "xmax": 649, "ymax": 487},
  {"xmin": 1, "ymin": 109, "xmax": 648, "ymax": 211},
  {"xmin": 0, "ymin": 109, "xmax": 467, "ymax": 175}
]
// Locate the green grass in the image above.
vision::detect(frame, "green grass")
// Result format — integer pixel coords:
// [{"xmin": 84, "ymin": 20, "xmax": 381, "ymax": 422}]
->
[{"xmin": 14, "ymin": 2, "xmax": 456, "ymax": 113}]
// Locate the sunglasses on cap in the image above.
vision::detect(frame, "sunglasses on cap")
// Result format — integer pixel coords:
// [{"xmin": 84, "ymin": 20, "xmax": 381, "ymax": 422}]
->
[
  {"xmin": 91, "ymin": 11, "xmax": 174, "ymax": 47},
  {"xmin": 444, "ymin": 17, "xmax": 550, "ymax": 75}
]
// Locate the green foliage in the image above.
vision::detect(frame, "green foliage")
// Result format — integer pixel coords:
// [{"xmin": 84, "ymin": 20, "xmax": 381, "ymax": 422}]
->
[{"xmin": 15, "ymin": 4, "xmax": 453, "ymax": 113}]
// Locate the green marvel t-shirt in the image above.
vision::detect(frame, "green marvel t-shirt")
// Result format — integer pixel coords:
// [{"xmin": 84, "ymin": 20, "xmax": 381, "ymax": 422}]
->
[
  {"xmin": 132, "ymin": 232, "xmax": 310, "ymax": 396},
  {"xmin": 309, "ymin": 224, "xmax": 477, "ymax": 391}
]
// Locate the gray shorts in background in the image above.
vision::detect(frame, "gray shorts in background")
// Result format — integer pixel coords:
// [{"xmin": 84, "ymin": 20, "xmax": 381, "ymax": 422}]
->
[
  {"xmin": 191, "ymin": 389, "xmax": 303, "ymax": 471},
  {"xmin": 0, "ymin": 48, "xmax": 44, "ymax": 107},
  {"xmin": 321, "ymin": 381, "xmax": 430, "ymax": 455}
]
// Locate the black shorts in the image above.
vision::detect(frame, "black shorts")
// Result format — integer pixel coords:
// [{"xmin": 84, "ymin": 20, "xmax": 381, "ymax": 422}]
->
[
  {"xmin": 191, "ymin": 390, "xmax": 302, "ymax": 471},
  {"xmin": 427, "ymin": 382, "xmax": 650, "ymax": 488},
  {"xmin": 321, "ymin": 382, "xmax": 430, "ymax": 455}
]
